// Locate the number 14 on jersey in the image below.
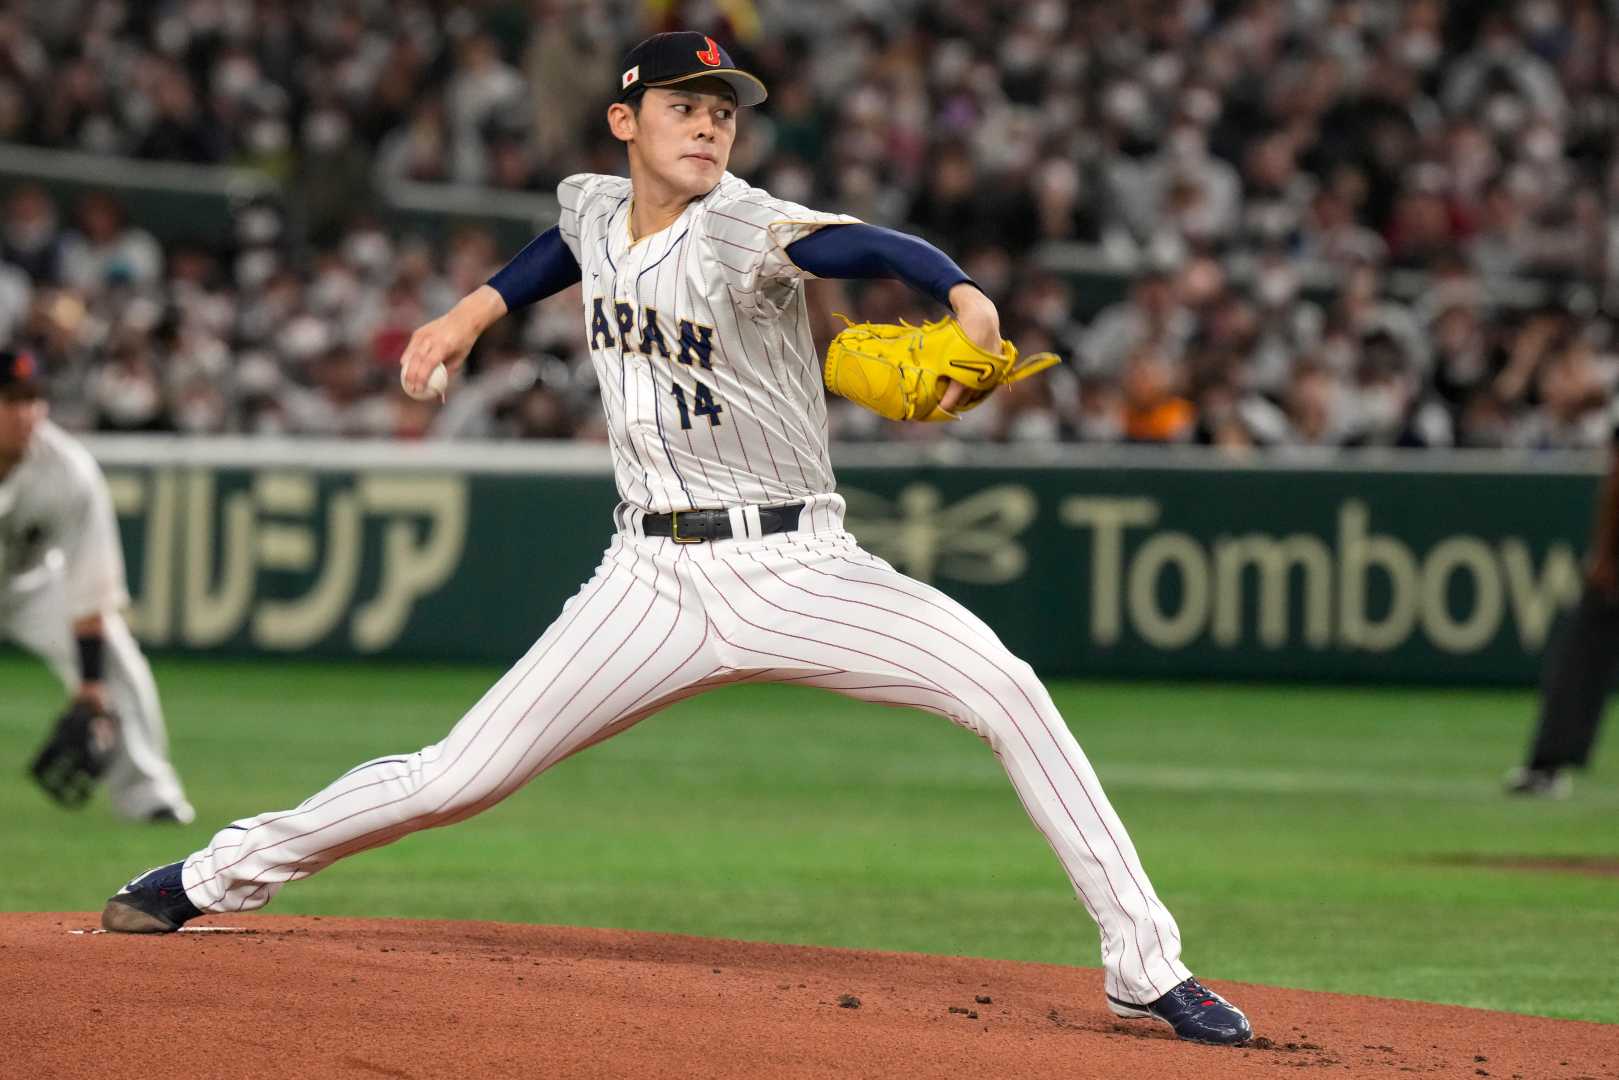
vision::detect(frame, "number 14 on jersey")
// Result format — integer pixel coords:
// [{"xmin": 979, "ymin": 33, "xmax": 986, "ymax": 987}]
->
[{"xmin": 671, "ymin": 381, "xmax": 723, "ymax": 429}]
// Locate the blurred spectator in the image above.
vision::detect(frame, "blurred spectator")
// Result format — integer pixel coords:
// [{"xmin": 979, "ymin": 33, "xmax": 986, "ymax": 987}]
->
[
  {"xmin": 1458, "ymin": 388, "xmax": 1517, "ymax": 449},
  {"xmin": 1281, "ymin": 363, "xmax": 1349, "ymax": 449},
  {"xmin": 445, "ymin": 34, "xmax": 528, "ymax": 186},
  {"xmin": 3, "ymin": 185, "xmax": 64, "ymax": 283},
  {"xmin": 299, "ymin": 108, "xmax": 374, "ymax": 246},
  {"xmin": 1081, "ymin": 270, "xmax": 1195, "ymax": 377},
  {"xmin": 1191, "ymin": 371, "xmax": 1256, "ymax": 452},
  {"xmin": 376, "ymin": 98, "xmax": 460, "ymax": 184},
  {"xmin": 172, "ymin": 376, "xmax": 231, "ymax": 435},
  {"xmin": 137, "ymin": 62, "xmax": 227, "ymax": 164},
  {"xmin": 60, "ymin": 193, "xmax": 163, "ymax": 295},
  {"xmin": 1513, "ymin": 335, "xmax": 1610, "ymax": 450},
  {"xmin": 1120, "ymin": 348, "xmax": 1196, "ymax": 444},
  {"xmin": 1241, "ymin": 362, "xmax": 1349, "ymax": 449},
  {"xmin": 282, "ymin": 344, "xmax": 389, "ymax": 438},
  {"xmin": 1441, "ymin": 11, "xmax": 1567, "ymax": 127},
  {"xmin": 1071, "ymin": 373, "xmax": 1125, "ymax": 444},
  {"xmin": 1429, "ymin": 296, "xmax": 1495, "ymax": 411},
  {"xmin": 509, "ymin": 382, "xmax": 576, "ymax": 440},
  {"xmin": 432, "ymin": 343, "xmax": 546, "ymax": 440},
  {"xmin": 91, "ymin": 340, "xmax": 168, "ymax": 433},
  {"xmin": 1345, "ymin": 334, "xmax": 1453, "ymax": 448}
]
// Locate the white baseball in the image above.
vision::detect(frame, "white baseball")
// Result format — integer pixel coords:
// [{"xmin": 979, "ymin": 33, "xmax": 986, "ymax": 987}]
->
[{"xmin": 401, "ymin": 362, "xmax": 448, "ymax": 401}]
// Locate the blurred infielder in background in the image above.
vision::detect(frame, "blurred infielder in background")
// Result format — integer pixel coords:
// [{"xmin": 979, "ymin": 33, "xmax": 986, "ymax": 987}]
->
[
  {"xmin": 102, "ymin": 33, "xmax": 1249, "ymax": 1045},
  {"xmin": 0, "ymin": 348, "xmax": 194, "ymax": 824}
]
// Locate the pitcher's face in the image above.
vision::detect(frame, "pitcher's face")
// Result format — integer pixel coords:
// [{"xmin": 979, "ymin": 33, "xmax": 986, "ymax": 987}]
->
[{"xmin": 619, "ymin": 83, "xmax": 737, "ymax": 198}]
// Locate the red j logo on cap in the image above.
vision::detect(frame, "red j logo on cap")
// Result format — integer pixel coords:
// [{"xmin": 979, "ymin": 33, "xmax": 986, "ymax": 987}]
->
[
  {"xmin": 14, "ymin": 353, "xmax": 35, "ymax": 379},
  {"xmin": 696, "ymin": 36, "xmax": 721, "ymax": 66}
]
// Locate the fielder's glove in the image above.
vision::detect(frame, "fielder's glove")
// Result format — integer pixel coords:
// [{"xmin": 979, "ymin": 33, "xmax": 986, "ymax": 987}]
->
[
  {"xmin": 823, "ymin": 314, "xmax": 1060, "ymax": 422},
  {"xmin": 28, "ymin": 698, "xmax": 119, "ymax": 808}
]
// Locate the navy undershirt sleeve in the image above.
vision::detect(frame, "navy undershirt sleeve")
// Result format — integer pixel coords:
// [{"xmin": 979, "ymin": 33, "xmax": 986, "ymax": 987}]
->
[
  {"xmin": 785, "ymin": 224, "xmax": 973, "ymax": 306},
  {"xmin": 486, "ymin": 226, "xmax": 583, "ymax": 312}
]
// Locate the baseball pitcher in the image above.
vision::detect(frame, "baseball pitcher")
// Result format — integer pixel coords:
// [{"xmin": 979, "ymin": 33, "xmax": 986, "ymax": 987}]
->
[{"xmin": 101, "ymin": 33, "xmax": 1248, "ymax": 1045}]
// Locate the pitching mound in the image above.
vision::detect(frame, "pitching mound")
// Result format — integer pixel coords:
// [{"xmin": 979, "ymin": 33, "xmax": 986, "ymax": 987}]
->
[{"xmin": 4, "ymin": 914, "xmax": 1614, "ymax": 1079}]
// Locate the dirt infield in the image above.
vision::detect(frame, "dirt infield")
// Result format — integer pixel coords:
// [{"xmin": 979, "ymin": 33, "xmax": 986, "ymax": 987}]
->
[{"xmin": 4, "ymin": 914, "xmax": 1615, "ymax": 1080}]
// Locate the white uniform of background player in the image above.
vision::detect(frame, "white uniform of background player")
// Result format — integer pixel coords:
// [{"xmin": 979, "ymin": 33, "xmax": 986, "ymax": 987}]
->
[
  {"xmin": 0, "ymin": 370, "xmax": 193, "ymax": 823},
  {"xmin": 121, "ymin": 35, "xmax": 1250, "ymax": 1037}
]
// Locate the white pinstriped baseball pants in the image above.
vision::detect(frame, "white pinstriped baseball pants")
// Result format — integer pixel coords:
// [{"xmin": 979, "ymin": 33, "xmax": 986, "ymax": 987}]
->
[{"xmin": 181, "ymin": 497, "xmax": 1191, "ymax": 1002}]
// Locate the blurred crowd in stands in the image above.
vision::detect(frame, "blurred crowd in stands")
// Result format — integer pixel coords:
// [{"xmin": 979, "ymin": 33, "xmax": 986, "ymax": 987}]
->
[{"xmin": 2, "ymin": 0, "xmax": 1618, "ymax": 450}]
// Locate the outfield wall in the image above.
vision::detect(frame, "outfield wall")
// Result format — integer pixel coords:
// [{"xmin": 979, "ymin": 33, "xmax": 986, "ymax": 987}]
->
[{"xmin": 85, "ymin": 438, "xmax": 1602, "ymax": 685}]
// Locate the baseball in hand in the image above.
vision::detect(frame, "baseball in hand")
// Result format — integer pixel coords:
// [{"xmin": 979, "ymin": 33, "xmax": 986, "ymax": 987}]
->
[{"xmin": 401, "ymin": 362, "xmax": 448, "ymax": 402}]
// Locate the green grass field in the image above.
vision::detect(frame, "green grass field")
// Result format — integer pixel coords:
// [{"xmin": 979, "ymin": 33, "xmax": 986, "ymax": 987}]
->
[{"xmin": 3, "ymin": 652, "xmax": 1616, "ymax": 1023}]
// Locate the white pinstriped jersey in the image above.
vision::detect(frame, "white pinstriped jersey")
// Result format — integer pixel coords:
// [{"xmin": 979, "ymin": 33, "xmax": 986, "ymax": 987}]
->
[
  {"xmin": 1, "ymin": 419, "xmax": 192, "ymax": 824},
  {"xmin": 557, "ymin": 171, "xmax": 858, "ymax": 513},
  {"xmin": 0, "ymin": 419, "xmax": 129, "ymax": 616}
]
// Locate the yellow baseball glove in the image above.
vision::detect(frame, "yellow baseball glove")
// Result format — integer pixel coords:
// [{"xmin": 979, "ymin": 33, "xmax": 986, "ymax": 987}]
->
[{"xmin": 823, "ymin": 314, "xmax": 1060, "ymax": 422}]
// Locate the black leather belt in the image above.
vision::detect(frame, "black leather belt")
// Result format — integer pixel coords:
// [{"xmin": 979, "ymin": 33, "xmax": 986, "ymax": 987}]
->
[{"xmin": 642, "ymin": 502, "xmax": 804, "ymax": 543}]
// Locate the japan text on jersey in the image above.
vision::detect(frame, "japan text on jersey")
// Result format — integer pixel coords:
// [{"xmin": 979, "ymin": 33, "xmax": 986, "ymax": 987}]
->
[{"xmin": 557, "ymin": 171, "xmax": 857, "ymax": 514}]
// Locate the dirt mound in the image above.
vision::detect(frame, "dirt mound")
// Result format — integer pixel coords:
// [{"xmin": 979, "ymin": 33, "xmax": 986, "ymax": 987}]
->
[{"xmin": 3, "ymin": 913, "xmax": 1614, "ymax": 1079}]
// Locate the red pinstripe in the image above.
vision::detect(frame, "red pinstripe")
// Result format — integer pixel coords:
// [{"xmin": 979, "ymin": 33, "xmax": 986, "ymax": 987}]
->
[
  {"xmin": 444, "ymin": 552, "xmax": 673, "ymax": 800},
  {"xmin": 693, "ymin": 563, "xmax": 947, "ymax": 695},
  {"xmin": 804, "ymin": 548, "xmax": 1005, "ymax": 651}
]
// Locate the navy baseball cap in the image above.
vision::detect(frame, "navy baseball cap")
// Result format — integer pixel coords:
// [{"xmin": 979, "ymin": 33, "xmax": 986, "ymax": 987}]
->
[
  {"xmin": 0, "ymin": 348, "xmax": 43, "ymax": 399},
  {"xmin": 616, "ymin": 32, "xmax": 767, "ymax": 108}
]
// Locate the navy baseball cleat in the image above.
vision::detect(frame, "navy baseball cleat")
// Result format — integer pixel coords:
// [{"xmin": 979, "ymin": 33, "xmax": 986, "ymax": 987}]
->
[
  {"xmin": 1107, "ymin": 977, "xmax": 1252, "ymax": 1045},
  {"xmin": 101, "ymin": 861, "xmax": 203, "ymax": 934}
]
